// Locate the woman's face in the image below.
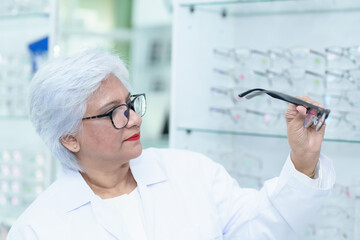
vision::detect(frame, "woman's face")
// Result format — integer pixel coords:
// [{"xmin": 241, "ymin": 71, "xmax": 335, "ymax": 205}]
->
[{"xmin": 76, "ymin": 74, "xmax": 143, "ymax": 167}]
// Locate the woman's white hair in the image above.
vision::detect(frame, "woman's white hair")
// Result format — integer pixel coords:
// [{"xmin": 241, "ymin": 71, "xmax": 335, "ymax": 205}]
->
[{"xmin": 29, "ymin": 49, "xmax": 131, "ymax": 171}]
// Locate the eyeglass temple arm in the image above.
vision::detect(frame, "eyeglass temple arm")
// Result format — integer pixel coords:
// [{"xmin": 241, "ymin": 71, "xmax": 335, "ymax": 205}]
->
[{"xmin": 239, "ymin": 88, "xmax": 330, "ymax": 114}]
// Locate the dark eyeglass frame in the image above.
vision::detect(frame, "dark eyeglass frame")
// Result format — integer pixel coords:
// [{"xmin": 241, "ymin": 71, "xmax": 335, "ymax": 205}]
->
[
  {"xmin": 238, "ymin": 88, "xmax": 331, "ymax": 131},
  {"xmin": 82, "ymin": 93, "xmax": 146, "ymax": 129}
]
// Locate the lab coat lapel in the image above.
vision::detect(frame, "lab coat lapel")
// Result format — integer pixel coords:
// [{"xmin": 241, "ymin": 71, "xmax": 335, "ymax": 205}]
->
[
  {"xmin": 129, "ymin": 149, "xmax": 169, "ymax": 240},
  {"xmin": 58, "ymin": 169, "xmax": 132, "ymax": 239},
  {"xmin": 137, "ymin": 183, "xmax": 156, "ymax": 240},
  {"xmin": 91, "ymin": 195, "xmax": 132, "ymax": 239}
]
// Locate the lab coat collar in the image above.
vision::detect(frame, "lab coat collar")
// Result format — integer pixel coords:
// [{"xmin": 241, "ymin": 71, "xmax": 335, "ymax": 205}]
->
[
  {"xmin": 56, "ymin": 168, "xmax": 95, "ymax": 214},
  {"xmin": 130, "ymin": 148, "xmax": 168, "ymax": 186},
  {"xmin": 57, "ymin": 149, "xmax": 168, "ymax": 214}
]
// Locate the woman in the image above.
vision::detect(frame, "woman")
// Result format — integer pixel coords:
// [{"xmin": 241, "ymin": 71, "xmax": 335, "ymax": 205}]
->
[{"xmin": 7, "ymin": 49, "xmax": 335, "ymax": 239}]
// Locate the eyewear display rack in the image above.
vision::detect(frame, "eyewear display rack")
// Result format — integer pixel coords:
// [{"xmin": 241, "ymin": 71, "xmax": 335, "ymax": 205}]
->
[
  {"xmin": 0, "ymin": 0, "xmax": 58, "ymax": 236},
  {"xmin": 170, "ymin": 1, "xmax": 360, "ymax": 239}
]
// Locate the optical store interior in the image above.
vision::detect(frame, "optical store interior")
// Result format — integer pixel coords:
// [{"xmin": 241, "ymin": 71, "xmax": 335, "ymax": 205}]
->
[{"xmin": 0, "ymin": 0, "xmax": 360, "ymax": 239}]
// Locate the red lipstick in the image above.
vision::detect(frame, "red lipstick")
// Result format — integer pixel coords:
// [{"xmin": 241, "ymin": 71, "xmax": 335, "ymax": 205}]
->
[{"xmin": 125, "ymin": 132, "xmax": 140, "ymax": 141}]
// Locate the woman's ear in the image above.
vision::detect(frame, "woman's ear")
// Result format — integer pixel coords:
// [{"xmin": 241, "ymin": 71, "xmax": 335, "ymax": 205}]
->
[{"xmin": 60, "ymin": 135, "xmax": 80, "ymax": 153}]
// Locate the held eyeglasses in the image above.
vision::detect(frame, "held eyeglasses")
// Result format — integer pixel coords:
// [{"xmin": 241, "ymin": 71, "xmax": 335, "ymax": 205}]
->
[
  {"xmin": 82, "ymin": 93, "xmax": 146, "ymax": 129},
  {"xmin": 238, "ymin": 88, "xmax": 331, "ymax": 131}
]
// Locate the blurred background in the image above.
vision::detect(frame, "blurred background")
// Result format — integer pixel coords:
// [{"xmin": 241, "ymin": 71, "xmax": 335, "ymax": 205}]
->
[{"xmin": 0, "ymin": 0, "xmax": 360, "ymax": 239}]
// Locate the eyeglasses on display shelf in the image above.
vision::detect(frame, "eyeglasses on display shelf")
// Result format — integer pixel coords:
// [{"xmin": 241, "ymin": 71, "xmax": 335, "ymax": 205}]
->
[
  {"xmin": 214, "ymin": 45, "xmax": 360, "ymax": 71},
  {"xmin": 307, "ymin": 90, "xmax": 360, "ymax": 110},
  {"xmin": 332, "ymin": 184, "xmax": 352, "ymax": 200},
  {"xmin": 210, "ymin": 86, "xmax": 272, "ymax": 109},
  {"xmin": 213, "ymin": 67, "xmax": 253, "ymax": 85},
  {"xmin": 321, "ymin": 204, "xmax": 352, "ymax": 219},
  {"xmin": 288, "ymin": 47, "xmax": 327, "ymax": 70},
  {"xmin": 281, "ymin": 67, "xmax": 324, "ymax": 93},
  {"xmin": 304, "ymin": 225, "xmax": 349, "ymax": 240},
  {"xmin": 266, "ymin": 48, "xmax": 293, "ymax": 71},
  {"xmin": 318, "ymin": 204, "xmax": 353, "ymax": 228},
  {"xmin": 300, "ymin": 70, "xmax": 329, "ymax": 93},
  {"xmin": 0, "ymin": 53, "xmax": 31, "ymax": 118},
  {"xmin": 305, "ymin": 205, "xmax": 353, "ymax": 239},
  {"xmin": 206, "ymin": 149, "xmax": 263, "ymax": 175},
  {"xmin": 252, "ymin": 69, "xmax": 295, "ymax": 92},
  {"xmin": 209, "ymin": 106, "xmax": 242, "ymax": 124},
  {"xmin": 304, "ymin": 70, "xmax": 360, "ymax": 102},
  {"xmin": 251, "ymin": 69, "xmax": 275, "ymax": 89},
  {"xmin": 210, "ymin": 86, "xmax": 275, "ymax": 108},
  {"xmin": 229, "ymin": 152, "xmax": 263, "ymax": 175},
  {"xmin": 203, "ymin": 148, "xmax": 265, "ymax": 190},
  {"xmin": 212, "ymin": 67, "xmax": 351, "ymax": 94},
  {"xmin": 205, "ymin": 149, "xmax": 234, "ymax": 170},
  {"xmin": 214, "ymin": 46, "xmax": 329, "ymax": 71},
  {"xmin": 213, "ymin": 67, "xmax": 274, "ymax": 89},
  {"xmin": 253, "ymin": 68, "xmax": 327, "ymax": 93},
  {"xmin": 0, "ymin": 149, "xmax": 49, "ymax": 223},
  {"xmin": 0, "ymin": 0, "xmax": 49, "ymax": 16},
  {"xmin": 227, "ymin": 172, "xmax": 263, "ymax": 189},
  {"xmin": 210, "ymin": 86, "xmax": 248, "ymax": 104},
  {"xmin": 325, "ymin": 46, "xmax": 360, "ymax": 69},
  {"xmin": 301, "ymin": 182, "xmax": 360, "ymax": 240},
  {"xmin": 324, "ymin": 68, "xmax": 360, "ymax": 89},
  {"xmin": 213, "ymin": 47, "xmax": 271, "ymax": 70},
  {"xmin": 325, "ymin": 110, "xmax": 360, "ymax": 138},
  {"xmin": 209, "ymin": 106, "xmax": 284, "ymax": 131},
  {"xmin": 238, "ymin": 88, "xmax": 331, "ymax": 132}
]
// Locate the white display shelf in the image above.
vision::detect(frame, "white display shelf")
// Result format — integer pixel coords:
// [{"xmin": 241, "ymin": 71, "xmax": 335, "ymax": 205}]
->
[
  {"xmin": 177, "ymin": 126, "xmax": 360, "ymax": 144},
  {"xmin": 179, "ymin": 0, "xmax": 360, "ymax": 11},
  {"xmin": 62, "ymin": 28, "xmax": 132, "ymax": 41},
  {"xmin": 0, "ymin": 12, "xmax": 49, "ymax": 19},
  {"xmin": 171, "ymin": 1, "xmax": 360, "ymax": 239}
]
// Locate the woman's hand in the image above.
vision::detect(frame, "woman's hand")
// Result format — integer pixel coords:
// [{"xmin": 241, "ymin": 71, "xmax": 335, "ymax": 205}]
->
[{"xmin": 285, "ymin": 96, "xmax": 326, "ymax": 177}]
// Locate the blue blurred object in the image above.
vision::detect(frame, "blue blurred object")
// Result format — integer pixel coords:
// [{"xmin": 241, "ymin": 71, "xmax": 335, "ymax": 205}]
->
[{"xmin": 28, "ymin": 36, "xmax": 48, "ymax": 74}]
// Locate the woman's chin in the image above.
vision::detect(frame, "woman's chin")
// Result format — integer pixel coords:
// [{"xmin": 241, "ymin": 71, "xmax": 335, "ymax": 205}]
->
[{"xmin": 128, "ymin": 144, "xmax": 143, "ymax": 160}]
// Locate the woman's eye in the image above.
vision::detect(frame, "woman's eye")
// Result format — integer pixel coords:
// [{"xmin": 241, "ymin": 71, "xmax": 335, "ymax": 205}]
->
[{"xmin": 105, "ymin": 107, "xmax": 116, "ymax": 114}]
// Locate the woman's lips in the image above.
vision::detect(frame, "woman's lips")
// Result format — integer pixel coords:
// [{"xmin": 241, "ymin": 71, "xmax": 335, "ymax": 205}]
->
[{"xmin": 124, "ymin": 132, "xmax": 140, "ymax": 141}]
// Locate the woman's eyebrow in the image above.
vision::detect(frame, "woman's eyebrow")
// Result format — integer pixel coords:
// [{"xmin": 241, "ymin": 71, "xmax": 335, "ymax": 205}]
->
[
  {"xmin": 98, "ymin": 100, "xmax": 121, "ymax": 112},
  {"xmin": 98, "ymin": 93, "xmax": 131, "ymax": 112}
]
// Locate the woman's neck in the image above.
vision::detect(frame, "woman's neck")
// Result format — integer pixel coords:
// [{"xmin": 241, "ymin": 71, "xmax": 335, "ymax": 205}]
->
[{"xmin": 80, "ymin": 162, "xmax": 137, "ymax": 199}]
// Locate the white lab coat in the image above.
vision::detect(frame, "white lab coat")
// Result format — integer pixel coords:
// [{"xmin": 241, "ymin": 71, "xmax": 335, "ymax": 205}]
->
[{"xmin": 7, "ymin": 148, "xmax": 335, "ymax": 240}]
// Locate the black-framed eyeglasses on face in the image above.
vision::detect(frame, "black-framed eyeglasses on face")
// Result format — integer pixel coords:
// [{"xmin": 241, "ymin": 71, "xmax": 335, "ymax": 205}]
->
[
  {"xmin": 238, "ymin": 88, "xmax": 331, "ymax": 131},
  {"xmin": 82, "ymin": 93, "xmax": 146, "ymax": 129}
]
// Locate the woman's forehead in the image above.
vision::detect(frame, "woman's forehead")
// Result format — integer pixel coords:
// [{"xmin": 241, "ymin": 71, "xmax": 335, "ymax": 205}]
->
[{"xmin": 87, "ymin": 75, "xmax": 129, "ymax": 106}]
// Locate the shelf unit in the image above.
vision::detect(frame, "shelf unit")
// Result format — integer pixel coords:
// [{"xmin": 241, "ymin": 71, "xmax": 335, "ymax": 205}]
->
[
  {"xmin": 171, "ymin": 0, "xmax": 360, "ymax": 239},
  {"xmin": 177, "ymin": 127, "xmax": 360, "ymax": 144},
  {"xmin": 0, "ymin": 0, "xmax": 58, "ymax": 235}
]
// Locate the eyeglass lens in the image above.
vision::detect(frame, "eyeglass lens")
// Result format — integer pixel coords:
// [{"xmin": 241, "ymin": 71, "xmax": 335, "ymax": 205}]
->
[
  {"xmin": 112, "ymin": 106, "xmax": 130, "ymax": 129},
  {"xmin": 304, "ymin": 108, "xmax": 327, "ymax": 131},
  {"xmin": 132, "ymin": 95, "xmax": 146, "ymax": 117},
  {"xmin": 304, "ymin": 109, "xmax": 318, "ymax": 128},
  {"xmin": 112, "ymin": 95, "xmax": 146, "ymax": 129},
  {"xmin": 316, "ymin": 113, "xmax": 326, "ymax": 131}
]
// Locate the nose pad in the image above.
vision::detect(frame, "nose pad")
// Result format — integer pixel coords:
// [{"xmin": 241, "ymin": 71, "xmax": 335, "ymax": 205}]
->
[{"xmin": 124, "ymin": 108, "xmax": 130, "ymax": 118}]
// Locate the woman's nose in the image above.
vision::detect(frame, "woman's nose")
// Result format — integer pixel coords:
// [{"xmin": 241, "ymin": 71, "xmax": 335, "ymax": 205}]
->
[{"xmin": 126, "ymin": 108, "xmax": 142, "ymax": 128}]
